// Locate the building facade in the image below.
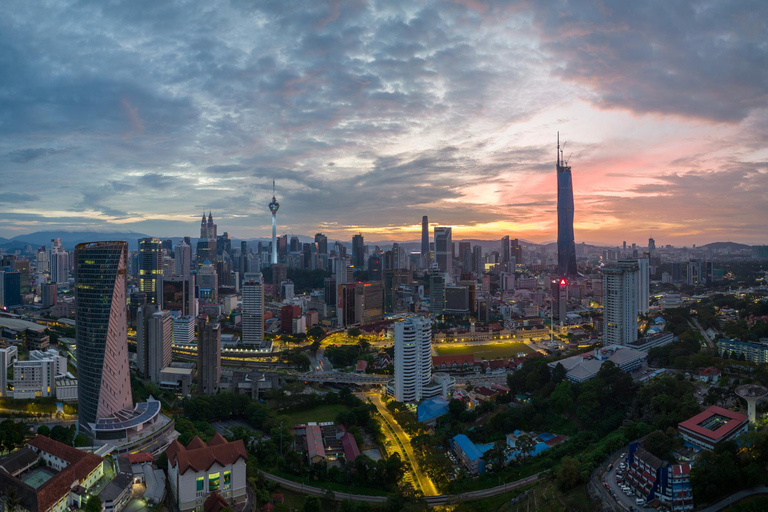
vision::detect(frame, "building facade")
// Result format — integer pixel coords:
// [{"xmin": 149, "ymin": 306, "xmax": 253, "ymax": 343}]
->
[
  {"xmin": 603, "ymin": 260, "xmax": 639, "ymax": 346},
  {"xmin": 556, "ymin": 134, "xmax": 577, "ymax": 276},
  {"xmin": 197, "ymin": 317, "xmax": 221, "ymax": 395},
  {"xmin": 139, "ymin": 237, "xmax": 164, "ymax": 306},
  {"xmin": 241, "ymin": 273, "xmax": 265, "ymax": 347}
]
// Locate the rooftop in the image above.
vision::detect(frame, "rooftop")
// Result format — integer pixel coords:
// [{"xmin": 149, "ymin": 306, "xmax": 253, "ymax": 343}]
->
[
  {"xmin": 166, "ymin": 433, "xmax": 247, "ymax": 474},
  {"xmin": 678, "ymin": 405, "xmax": 748, "ymax": 442}
]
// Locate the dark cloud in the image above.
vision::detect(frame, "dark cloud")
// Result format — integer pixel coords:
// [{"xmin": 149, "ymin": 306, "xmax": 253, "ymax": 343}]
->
[
  {"xmin": 5, "ymin": 148, "xmax": 70, "ymax": 163},
  {"xmin": 0, "ymin": 193, "xmax": 39, "ymax": 203}
]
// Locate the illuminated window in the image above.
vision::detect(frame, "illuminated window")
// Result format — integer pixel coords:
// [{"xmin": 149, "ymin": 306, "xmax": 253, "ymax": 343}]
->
[
  {"xmin": 209, "ymin": 472, "xmax": 220, "ymax": 491},
  {"xmin": 223, "ymin": 471, "xmax": 231, "ymax": 487},
  {"xmin": 196, "ymin": 477, "xmax": 204, "ymax": 491}
]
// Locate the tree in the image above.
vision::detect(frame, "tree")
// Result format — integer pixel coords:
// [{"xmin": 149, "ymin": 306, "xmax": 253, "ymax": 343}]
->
[
  {"xmin": 303, "ymin": 496, "xmax": 322, "ymax": 512},
  {"xmin": 448, "ymin": 399, "xmax": 466, "ymax": 419},
  {"xmin": 308, "ymin": 326, "xmax": 324, "ymax": 339},
  {"xmin": 36, "ymin": 425, "xmax": 51, "ymax": 437},
  {"xmin": 551, "ymin": 362, "xmax": 567, "ymax": 384},
  {"xmin": 4, "ymin": 486, "xmax": 22, "ymax": 512},
  {"xmin": 550, "ymin": 381, "xmax": 574, "ymax": 413},
  {"xmin": 74, "ymin": 434, "xmax": 89, "ymax": 447},
  {"xmin": 556, "ymin": 456, "xmax": 584, "ymax": 491},
  {"xmin": 85, "ymin": 496, "xmax": 102, "ymax": 512}
]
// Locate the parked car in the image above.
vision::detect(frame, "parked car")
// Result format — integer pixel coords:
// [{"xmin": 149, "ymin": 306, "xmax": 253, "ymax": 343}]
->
[{"xmin": 635, "ymin": 497, "xmax": 645, "ymax": 505}]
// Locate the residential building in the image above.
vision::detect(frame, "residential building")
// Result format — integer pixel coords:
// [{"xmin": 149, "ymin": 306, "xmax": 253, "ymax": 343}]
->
[
  {"xmin": 603, "ymin": 259, "xmax": 639, "ymax": 346},
  {"xmin": 173, "ymin": 316, "xmax": 195, "ymax": 346},
  {"xmin": 717, "ymin": 338, "xmax": 768, "ymax": 364},
  {"xmin": 429, "ymin": 265, "xmax": 445, "ymax": 316},
  {"xmin": 451, "ymin": 434, "xmax": 487, "ymax": 475},
  {"xmin": 166, "ymin": 434, "xmax": 248, "ymax": 512},
  {"xmin": 41, "ymin": 282, "xmax": 57, "ymax": 307},
  {"xmin": 137, "ymin": 307, "xmax": 173, "ymax": 383}
]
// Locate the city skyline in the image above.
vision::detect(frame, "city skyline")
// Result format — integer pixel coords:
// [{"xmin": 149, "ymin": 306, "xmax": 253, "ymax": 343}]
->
[{"xmin": 1, "ymin": 1, "xmax": 767, "ymax": 246}]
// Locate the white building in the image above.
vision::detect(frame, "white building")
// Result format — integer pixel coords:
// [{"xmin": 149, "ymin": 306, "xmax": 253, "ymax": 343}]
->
[
  {"xmin": 30, "ymin": 348, "xmax": 66, "ymax": 376},
  {"xmin": 55, "ymin": 377, "xmax": 78, "ymax": 401},
  {"xmin": 166, "ymin": 433, "xmax": 248, "ymax": 512},
  {"xmin": 390, "ymin": 316, "xmax": 454, "ymax": 403},
  {"xmin": 241, "ymin": 273, "xmax": 265, "ymax": 347},
  {"xmin": 13, "ymin": 358, "xmax": 57, "ymax": 398},
  {"xmin": 636, "ymin": 256, "xmax": 650, "ymax": 315},
  {"xmin": 603, "ymin": 260, "xmax": 639, "ymax": 346},
  {"xmin": 0, "ymin": 346, "xmax": 19, "ymax": 397},
  {"xmin": 173, "ymin": 315, "xmax": 195, "ymax": 346}
]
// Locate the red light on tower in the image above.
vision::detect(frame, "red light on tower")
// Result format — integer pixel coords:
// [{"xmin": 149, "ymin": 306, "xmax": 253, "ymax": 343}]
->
[{"xmin": 559, "ymin": 278, "xmax": 567, "ymax": 286}]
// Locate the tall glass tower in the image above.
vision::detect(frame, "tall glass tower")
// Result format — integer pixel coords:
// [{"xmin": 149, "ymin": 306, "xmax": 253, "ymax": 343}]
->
[
  {"xmin": 557, "ymin": 133, "xmax": 577, "ymax": 276},
  {"xmin": 74, "ymin": 241, "xmax": 133, "ymax": 433},
  {"xmin": 269, "ymin": 181, "xmax": 279, "ymax": 265},
  {"xmin": 138, "ymin": 237, "xmax": 163, "ymax": 306}
]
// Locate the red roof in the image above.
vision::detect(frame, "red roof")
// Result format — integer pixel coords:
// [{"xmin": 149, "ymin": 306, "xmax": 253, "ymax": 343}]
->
[
  {"xmin": 341, "ymin": 432, "xmax": 360, "ymax": 462},
  {"xmin": 474, "ymin": 386, "xmax": 496, "ymax": 397},
  {"xmin": 678, "ymin": 405, "xmax": 748, "ymax": 442},
  {"xmin": 673, "ymin": 464, "xmax": 691, "ymax": 476},
  {"xmin": 167, "ymin": 435, "xmax": 248, "ymax": 474},
  {"xmin": 204, "ymin": 492, "xmax": 229, "ymax": 512},
  {"xmin": 699, "ymin": 367, "xmax": 721, "ymax": 376},
  {"xmin": 306, "ymin": 425, "xmax": 325, "ymax": 461},
  {"xmin": 355, "ymin": 360, "xmax": 368, "ymax": 372},
  {"xmin": 432, "ymin": 354, "xmax": 476, "ymax": 367},
  {"xmin": 27, "ymin": 436, "xmax": 104, "ymax": 512},
  {"xmin": 126, "ymin": 452, "xmax": 154, "ymax": 464}
]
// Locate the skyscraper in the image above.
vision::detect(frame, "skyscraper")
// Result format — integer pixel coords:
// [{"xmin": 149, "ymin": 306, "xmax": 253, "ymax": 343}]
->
[
  {"xmin": 352, "ymin": 234, "xmax": 365, "ymax": 269},
  {"xmin": 393, "ymin": 316, "xmax": 433, "ymax": 403},
  {"xmin": 429, "ymin": 265, "xmax": 445, "ymax": 316},
  {"xmin": 434, "ymin": 227, "xmax": 453, "ymax": 280},
  {"xmin": 421, "ymin": 216, "xmax": 430, "ymax": 269},
  {"xmin": 197, "ymin": 316, "xmax": 221, "ymax": 395},
  {"xmin": 603, "ymin": 260, "xmax": 639, "ymax": 346},
  {"xmin": 242, "ymin": 273, "xmax": 265, "ymax": 348},
  {"xmin": 74, "ymin": 241, "xmax": 133, "ymax": 433},
  {"xmin": 557, "ymin": 133, "xmax": 577, "ymax": 276},
  {"xmin": 501, "ymin": 235, "xmax": 510, "ymax": 264},
  {"xmin": 175, "ymin": 240, "xmax": 192, "ymax": 278},
  {"xmin": 269, "ymin": 180, "xmax": 280, "ymax": 265},
  {"xmin": 50, "ymin": 238, "xmax": 69, "ymax": 286},
  {"xmin": 314, "ymin": 233, "xmax": 328, "ymax": 255},
  {"xmin": 136, "ymin": 306, "xmax": 172, "ymax": 382},
  {"xmin": 510, "ymin": 238, "xmax": 523, "ymax": 266},
  {"xmin": 0, "ymin": 271, "xmax": 21, "ymax": 308},
  {"xmin": 139, "ymin": 237, "xmax": 164, "ymax": 306}
]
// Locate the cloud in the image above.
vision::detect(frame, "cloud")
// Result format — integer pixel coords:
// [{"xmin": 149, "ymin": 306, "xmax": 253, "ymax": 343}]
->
[{"xmin": 0, "ymin": 193, "xmax": 39, "ymax": 203}]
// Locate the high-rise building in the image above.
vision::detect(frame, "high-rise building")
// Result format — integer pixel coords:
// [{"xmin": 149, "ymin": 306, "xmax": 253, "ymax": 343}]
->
[
  {"xmin": 242, "ymin": 273, "xmax": 265, "ymax": 348},
  {"xmin": 355, "ymin": 281, "xmax": 384, "ymax": 324},
  {"xmin": 352, "ymin": 234, "xmax": 365, "ymax": 269},
  {"xmin": 0, "ymin": 271, "xmax": 21, "ymax": 308},
  {"xmin": 271, "ymin": 263, "xmax": 288, "ymax": 300},
  {"xmin": 393, "ymin": 316, "xmax": 433, "ymax": 403},
  {"xmin": 501, "ymin": 236, "xmax": 510, "ymax": 264},
  {"xmin": 510, "ymin": 239, "xmax": 523, "ymax": 266},
  {"xmin": 173, "ymin": 315, "xmax": 195, "ymax": 346},
  {"xmin": 472, "ymin": 245, "xmax": 483, "ymax": 275},
  {"xmin": 50, "ymin": 240, "xmax": 69, "ymax": 286},
  {"xmin": 41, "ymin": 283, "xmax": 57, "ymax": 308},
  {"xmin": 197, "ymin": 316, "xmax": 221, "ymax": 395},
  {"xmin": 197, "ymin": 260, "xmax": 218, "ymax": 302},
  {"xmin": 197, "ymin": 212, "xmax": 218, "ymax": 266},
  {"xmin": 429, "ymin": 265, "xmax": 445, "ymax": 316},
  {"xmin": 14, "ymin": 259, "xmax": 30, "ymax": 295},
  {"xmin": 74, "ymin": 241, "xmax": 133, "ymax": 433},
  {"xmin": 174, "ymin": 241, "xmax": 192, "ymax": 278},
  {"xmin": 136, "ymin": 306, "xmax": 172, "ymax": 383},
  {"xmin": 686, "ymin": 260, "xmax": 703, "ymax": 286},
  {"xmin": 269, "ymin": 181, "xmax": 280, "ymax": 265},
  {"xmin": 139, "ymin": 237, "xmax": 164, "ymax": 306},
  {"xmin": 636, "ymin": 256, "xmax": 650, "ymax": 315},
  {"xmin": 603, "ymin": 260, "xmax": 639, "ymax": 346},
  {"xmin": 434, "ymin": 227, "xmax": 453, "ymax": 279},
  {"xmin": 421, "ymin": 216, "xmax": 430, "ymax": 269},
  {"xmin": 556, "ymin": 133, "xmax": 577, "ymax": 276},
  {"xmin": 315, "ymin": 233, "xmax": 328, "ymax": 255}
]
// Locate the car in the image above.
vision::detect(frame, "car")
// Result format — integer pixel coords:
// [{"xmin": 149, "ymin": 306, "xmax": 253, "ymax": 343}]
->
[
  {"xmin": 621, "ymin": 452, "xmax": 626, "ymax": 458},
  {"xmin": 635, "ymin": 497, "xmax": 645, "ymax": 505},
  {"xmin": 607, "ymin": 463, "xmax": 613, "ymax": 471}
]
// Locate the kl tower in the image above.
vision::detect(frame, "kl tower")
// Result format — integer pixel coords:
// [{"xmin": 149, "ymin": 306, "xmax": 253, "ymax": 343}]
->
[{"xmin": 269, "ymin": 180, "xmax": 280, "ymax": 265}]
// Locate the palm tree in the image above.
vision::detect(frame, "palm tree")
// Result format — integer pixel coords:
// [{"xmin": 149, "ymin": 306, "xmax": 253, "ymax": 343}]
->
[{"xmin": 4, "ymin": 486, "xmax": 22, "ymax": 512}]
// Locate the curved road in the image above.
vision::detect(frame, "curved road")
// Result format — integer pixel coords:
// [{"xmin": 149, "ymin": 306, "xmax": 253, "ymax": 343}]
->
[
  {"xmin": 258, "ymin": 470, "xmax": 542, "ymax": 506},
  {"xmin": 368, "ymin": 392, "xmax": 438, "ymax": 496}
]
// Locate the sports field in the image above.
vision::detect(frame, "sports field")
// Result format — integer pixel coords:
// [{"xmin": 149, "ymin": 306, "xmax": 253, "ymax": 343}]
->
[
  {"xmin": 434, "ymin": 342, "xmax": 534, "ymax": 359},
  {"xmin": 23, "ymin": 468, "xmax": 55, "ymax": 488}
]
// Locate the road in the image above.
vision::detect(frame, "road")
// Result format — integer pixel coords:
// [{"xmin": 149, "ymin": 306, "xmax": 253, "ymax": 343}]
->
[
  {"xmin": 698, "ymin": 486, "xmax": 768, "ymax": 512},
  {"xmin": 368, "ymin": 392, "xmax": 439, "ymax": 496},
  {"xmin": 690, "ymin": 317, "xmax": 715, "ymax": 349}
]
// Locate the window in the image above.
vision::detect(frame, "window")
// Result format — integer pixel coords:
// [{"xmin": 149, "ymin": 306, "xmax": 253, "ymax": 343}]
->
[
  {"xmin": 223, "ymin": 471, "xmax": 231, "ymax": 488},
  {"xmin": 209, "ymin": 472, "xmax": 220, "ymax": 491},
  {"xmin": 196, "ymin": 477, "xmax": 204, "ymax": 491}
]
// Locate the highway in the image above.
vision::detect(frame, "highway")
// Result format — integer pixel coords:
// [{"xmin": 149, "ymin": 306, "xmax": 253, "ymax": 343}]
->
[{"xmin": 368, "ymin": 392, "xmax": 439, "ymax": 496}]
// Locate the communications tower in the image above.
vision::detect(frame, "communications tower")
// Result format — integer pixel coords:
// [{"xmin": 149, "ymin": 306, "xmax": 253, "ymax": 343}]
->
[{"xmin": 269, "ymin": 180, "xmax": 280, "ymax": 265}]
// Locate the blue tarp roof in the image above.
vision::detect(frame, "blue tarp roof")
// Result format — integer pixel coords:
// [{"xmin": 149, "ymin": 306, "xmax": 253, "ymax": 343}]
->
[
  {"xmin": 538, "ymin": 432, "xmax": 555, "ymax": 441},
  {"xmin": 417, "ymin": 397, "xmax": 450, "ymax": 422}
]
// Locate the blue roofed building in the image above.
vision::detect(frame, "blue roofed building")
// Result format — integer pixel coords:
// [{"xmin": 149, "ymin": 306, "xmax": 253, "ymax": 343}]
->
[
  {"xmin": 451, "ymin": 434, "xmax": 492, "ymax": 475},
  {"xmin": 417, "ymin": 397, "xmax": 450, "ymax": 425}
]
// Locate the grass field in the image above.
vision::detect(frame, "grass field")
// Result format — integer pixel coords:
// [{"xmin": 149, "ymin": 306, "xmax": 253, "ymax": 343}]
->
[
  {"xmin": 434, "ymin": 342, "xmax": 534, "ymax": 359},
  {"xmin": 280, "ymin": 404, "xmax": 349, "ymax": 426}
]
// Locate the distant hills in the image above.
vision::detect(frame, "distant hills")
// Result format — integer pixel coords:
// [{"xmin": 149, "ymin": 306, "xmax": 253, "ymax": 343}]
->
[
  {"xmin": 1, "ymin": 231, "xmax": 150, "ymax": 251},
  {"xmin": 698, "ymin": 241, "xmax": 753, "ymax": 251}
]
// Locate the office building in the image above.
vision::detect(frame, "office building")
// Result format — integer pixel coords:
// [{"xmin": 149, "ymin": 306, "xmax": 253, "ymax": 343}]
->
[
  {"xmin": 556, "ymin": 133, "xmax": 577, "ymax": 276},
  {"xmin": 139, "ymin": 237, "xmax": 164, "ymax": 306},
  {"xmin": 434, "ymin": 227, "xmax": 453, "ymax": 279},
  {"xmin": 429, "ymin": 266, "xmax": 445, "ymax": 316},
  {"xmin": 51, "ymin": 239, "xmax": 70, "ymax": 286},
  {"xmin": 444, "ymin": 285, "xmax": 470, "ymax": 315},
  {"xmin": 501, "ymin": 235, "xmax": 510, "ymax": 264},
  {"xmin": 352, "ymin": 234, "xmax": 365, "ymax": 269},
  {"xmin": 41, "ymin": 282, "xmax": 57, "ymax": 307},
  {"xmin": 510, "ymin": 239, "xmax": 523, "ymax": 266},
  {"xmin": 271, "ymin": 263, "xmax": 287, "ymax": 300},
  {"xmin": 197, "ymin": 317, "xmax": 221, "ymax": 395},
  {"xmin": 603, "ymin": 259, "xmax": 639, "ymax": 346},
  {"xmin": 314, "ymin": 233, "xmax": 328, "ymax": 255},
  {"xmin": 636, "ymin": 256, "xmax": 650, "ymax": 315},
  {"xmin": 0, "ymin": 271, "xmax": 21, "ymax": 308},
  {"xmin": 355, "ymin": 281, "xmax": 384, "ymax": 324},
  {"xmin": 472, "ymin": 245, "xmax": 483, "ymax": 275},
  {"xmin": 686, "ymin": 260, "xmax": 702, "ymax": 286},
  {"xmin": 242, "ymin": 273, "xmax": 265, "ymax": 348},
  {"xmin": 12, "ymin": 358, "xmax": 57, "ymax": 398},
  {"xmin": 136, "ymin": 306, "xmax": 172, "ymax": 383},
  {"xmin": 74, "ymin": 241, "xmax": 133, "ymax": 433},
  {"xmin": 175, "ymin": 241, "xmax": 192, "ymax": 278},
  {"xmin": 173, "ymin": 315, "xmax": 195, "ymax": 346},
  {"xmin": 166, "ymin": 434, "xmax": 248, "ymax": 512},
  {"xmin": 197, "ymin": 261, "xmax": 218, "ymax": 302}
]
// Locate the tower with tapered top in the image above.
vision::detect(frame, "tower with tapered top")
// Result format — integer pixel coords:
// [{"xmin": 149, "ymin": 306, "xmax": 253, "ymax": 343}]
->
[
  {"xmin": 269, "ymin": 181, "xmax": 280, "ymax": 265},
  {"xmin": 557, "ymin": 133, "xmax": 577, "ymax": 276}
]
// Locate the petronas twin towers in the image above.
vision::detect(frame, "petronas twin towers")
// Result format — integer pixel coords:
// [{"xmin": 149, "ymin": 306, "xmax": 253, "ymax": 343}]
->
[{"xmin": 557, "ymin": 133, "xmax": 578, "ymax": 277}]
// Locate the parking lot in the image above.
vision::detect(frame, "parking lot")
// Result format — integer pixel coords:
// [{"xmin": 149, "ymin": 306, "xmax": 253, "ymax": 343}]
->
[{"xmin": 601, "ymin": 453, "xmax": 669, "ymax": 512}]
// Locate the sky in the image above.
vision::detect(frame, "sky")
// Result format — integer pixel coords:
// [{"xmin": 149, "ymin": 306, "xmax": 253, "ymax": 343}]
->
[{"xmin": 0, "ymin": 0, "xmax": 767, "ymax": 246}]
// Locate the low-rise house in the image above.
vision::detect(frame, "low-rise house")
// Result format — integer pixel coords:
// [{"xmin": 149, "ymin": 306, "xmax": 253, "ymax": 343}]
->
[{"xmin": 698, "ymin": 367, "xmax": 721, "ymax": 383}]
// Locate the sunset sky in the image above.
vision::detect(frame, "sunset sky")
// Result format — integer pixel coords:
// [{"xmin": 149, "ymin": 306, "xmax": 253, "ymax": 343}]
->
[{"xmin": 1, "ymin": 0, "xmax": 766, "ymax": 246}]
